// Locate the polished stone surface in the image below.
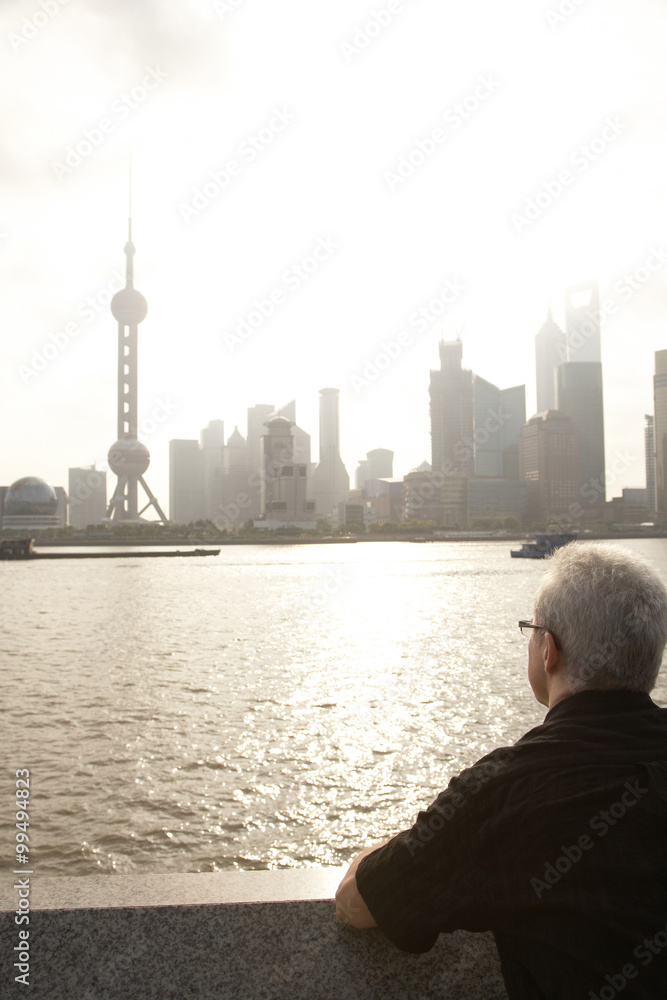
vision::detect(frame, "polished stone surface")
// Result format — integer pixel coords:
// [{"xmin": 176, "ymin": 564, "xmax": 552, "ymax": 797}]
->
[
  {"xmin": 0, "ymin": 868, "xmax": 347, "ymax": 910},
  {"xmin": 0, "ymin": 870, "xmax": 508, "ymax": 1000}
]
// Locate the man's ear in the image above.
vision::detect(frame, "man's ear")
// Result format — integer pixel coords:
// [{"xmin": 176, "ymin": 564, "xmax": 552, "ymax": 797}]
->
[{"xmin": 543, "ymin": 632, "xmax": 561, "ymax": 674}]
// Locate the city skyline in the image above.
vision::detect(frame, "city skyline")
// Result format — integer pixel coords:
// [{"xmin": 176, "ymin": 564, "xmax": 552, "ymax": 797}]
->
[
  {"xmin": 4, "ymin": 278, "xmax": 663, "ymax": 521},
  {"xmin": 3, "ymin": 0, "xmax": 667, "ymax": 510}
]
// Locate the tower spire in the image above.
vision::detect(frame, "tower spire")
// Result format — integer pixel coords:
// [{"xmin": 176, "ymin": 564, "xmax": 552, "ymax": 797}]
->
[{"xmin": 125, "ymin": 153, "xmax": 135, "ymax": 289}]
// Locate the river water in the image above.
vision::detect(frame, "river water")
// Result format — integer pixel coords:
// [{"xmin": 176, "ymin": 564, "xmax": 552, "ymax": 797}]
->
[{"xmin": 2, "ymin": 539, "xmax": 666, "ymax": 877}]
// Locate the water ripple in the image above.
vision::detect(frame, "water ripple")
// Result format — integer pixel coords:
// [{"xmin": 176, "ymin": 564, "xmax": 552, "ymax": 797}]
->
[{"xmin": 1, "ymin": 539, "xmax": 666, "ymax": 876}]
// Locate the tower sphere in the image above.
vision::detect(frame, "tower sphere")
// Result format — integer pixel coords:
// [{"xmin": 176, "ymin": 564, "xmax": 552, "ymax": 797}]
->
[
  {"xmin": 111, "ymin": 287, "xmax": 148, "ymax": 325},
  {"xmin": 108, "ymin": 438, "xmax": 150, "ymax": 476}
]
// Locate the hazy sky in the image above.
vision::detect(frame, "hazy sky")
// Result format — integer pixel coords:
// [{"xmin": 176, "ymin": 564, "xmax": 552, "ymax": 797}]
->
[{"xmin": 2, "ymin": 0, "xmax": 667, "ymax": 514}]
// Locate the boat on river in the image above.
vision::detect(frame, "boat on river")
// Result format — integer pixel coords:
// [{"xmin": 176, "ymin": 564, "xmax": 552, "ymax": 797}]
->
[{"xmin": 510, "ymin": 532, "xmax": 577, "ymax": 559}]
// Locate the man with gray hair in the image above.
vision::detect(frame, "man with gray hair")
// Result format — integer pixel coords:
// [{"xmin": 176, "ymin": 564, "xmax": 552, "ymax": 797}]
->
[{"xmin": 336, "ymin": 543, "xmax": 667, "ymax": 999}]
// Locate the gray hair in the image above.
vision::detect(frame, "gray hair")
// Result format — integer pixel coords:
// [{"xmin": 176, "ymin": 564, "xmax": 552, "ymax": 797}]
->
[{"xmin": 532, "ymin": 542, "xmax": 667, "ymax": 693}]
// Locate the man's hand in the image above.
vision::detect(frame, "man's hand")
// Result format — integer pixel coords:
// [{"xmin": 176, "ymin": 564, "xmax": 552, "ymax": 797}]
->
[{"xmin": 335, "ymin": 841, "xmax": 388, "ymax": 928}]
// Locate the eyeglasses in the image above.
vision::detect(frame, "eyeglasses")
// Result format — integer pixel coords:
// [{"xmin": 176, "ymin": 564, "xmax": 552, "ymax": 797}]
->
[{"xmin": 518, "ymin": 619, "xmax": 562, "ymax": 650}]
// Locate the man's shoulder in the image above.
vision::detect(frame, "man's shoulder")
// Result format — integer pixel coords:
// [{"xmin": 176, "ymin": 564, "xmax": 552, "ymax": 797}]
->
[
  {"xmin": 515, "ymin": 689, "xmax": 667, "ymax": 752},
  {"xmin": 448, "ymin": 692, "xmax": 667, "ymax": 801}
]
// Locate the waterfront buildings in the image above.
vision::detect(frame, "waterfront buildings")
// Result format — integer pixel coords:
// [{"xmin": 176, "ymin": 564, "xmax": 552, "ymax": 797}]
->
[
  {"xmin": 169, "ymin": 403, "xmax": 314, "ymax": 528},
  {"xmin": 365, "ymin": 479, "xmax": 404, "ymax": 523},
  {"xmin": 466, "ymin": 478, "xmax": 526, "ymax": 524},
  {"xmin": 607, "ymin": 489, "xmax": 649, "ymax": 524},
  {"xmin": 402, "ymin": 469, "xmax": 467, "ymax": 527}
]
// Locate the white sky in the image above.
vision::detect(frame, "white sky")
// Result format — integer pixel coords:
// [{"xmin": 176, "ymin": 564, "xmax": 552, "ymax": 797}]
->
[{"xmin": 2, "ymin": 0, "xmax": 667, "ymax": 514}]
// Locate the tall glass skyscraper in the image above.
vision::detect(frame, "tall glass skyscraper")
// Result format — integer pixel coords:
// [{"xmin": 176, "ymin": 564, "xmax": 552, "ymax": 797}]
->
[
  {"xmin": 429, "ymin": 339, "xmax": 475, "ymax": 476},
  {"xmin": 653, "ymin": 351, "xmax": 667, "ymax": 517},
  {"xmin": 645, "ymin": 414, "xmax": 656, "ymax": 517},
  {"xmin": 535, "ymin": 309, "xmax": 566, "ymax": 412},
  {"xmin": 553, "ymin": 280, "xmax": 605, "ymax": 509}
]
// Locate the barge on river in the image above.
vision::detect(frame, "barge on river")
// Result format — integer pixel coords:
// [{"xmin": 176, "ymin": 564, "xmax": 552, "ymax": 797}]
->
[{"xmin": 0, "ymin": 539, "xmax": 220, "ymax": 560}]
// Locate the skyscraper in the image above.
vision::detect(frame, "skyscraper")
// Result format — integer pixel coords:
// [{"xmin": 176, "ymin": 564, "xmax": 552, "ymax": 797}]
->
[
  {"xmin": 169, "ymin": 439, "xmax": 205, "ymax": 524},
  {"xmin": 246, "ymin": 403, "xmax": 274, "ymax": 519},
  {"xmin": 366, "ymin": 449, "xmax": 394, "ymax": 481},
  {"xmin": 278, "ymin": 400, "xmax": 311, "ymax": 469},
  {"xmin": 260, "ymin": 416, "xmax": 315, "ymax": 523},
  {"xmin": 218, "ymin": 427, "xmax": 252, "ymax": 531},
  {"xmin": 654, "ymin": 350, "xmax": 667, "ymax": 517},
  {"xmin": 357, "ymin": 449, "xmax": 395, "ymax": 501},
  {"xmin": 555, "ymin": 363, "xmax": 605, "ymax": 508},
  {"xmin": 106, "ymin": 210, "xmax": 167, "ymax": 523},
  {"xmin": 429, "ymin": 339, "xmax": 474, "ymax": 476},
  {"xmin": 645, "ymin": 414, "xmax": 656, "ymax": 517},
  {"xmin": 535, "ymin": 308, "xmax": 566, "ymax": 412},
  {"xmin": 472, "ymin": 376, "xmax": 525, "ymax": 479},
  {"xmin": 554, "ymin": 280, "xmax": 605, "ymax": 508},
  {"xmin": 430, "ymin": 340, "xmax": 525, "ymax": 480},
  {"xmin": 519, "ymin": 411, "xmax": 579, "ymax": 525},
  {"xmin": 564, "ymin": 279, "xmax": 601, "ymax": 363},
  {"xmin": 68, "ymin": 466, "xmax": 107, "ymax": 529},
  {"xmin": 200, "ymin": 420, "xmax": 224, "ymax": 521},
  {"xmin": 355, "ymin": 460, "xmax": 369, "ymax": 490},
  {"xmin": 309, "ymin": 388, "xmax": 350, "ymax": 518}
]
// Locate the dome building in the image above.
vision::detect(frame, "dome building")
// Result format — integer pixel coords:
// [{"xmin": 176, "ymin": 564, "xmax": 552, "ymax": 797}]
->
[{"xmin": 1, "ymin": 477, "xmax": 64, "ymax": 530}]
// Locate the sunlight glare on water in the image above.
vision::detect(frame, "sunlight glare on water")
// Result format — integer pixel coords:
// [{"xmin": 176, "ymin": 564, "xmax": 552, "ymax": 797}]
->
[{"xmin": 1, "ymin": 539, "xmax": 666, "ymax": 877}]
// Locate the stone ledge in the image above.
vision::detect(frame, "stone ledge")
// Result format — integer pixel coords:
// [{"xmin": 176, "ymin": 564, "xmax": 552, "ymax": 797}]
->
[{"xmin": 0, "ymin": 870, "xmax": 507, "ymax": 1000}]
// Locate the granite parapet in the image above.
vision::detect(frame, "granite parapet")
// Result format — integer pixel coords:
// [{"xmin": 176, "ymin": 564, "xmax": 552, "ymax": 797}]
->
[{"xmin": 0, "ymin": 869, "xmax": 507, "ymax": 1000}]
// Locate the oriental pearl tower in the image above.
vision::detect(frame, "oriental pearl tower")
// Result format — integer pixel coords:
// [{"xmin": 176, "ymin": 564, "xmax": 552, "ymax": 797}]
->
[{"xmin": 105, "ymin": 206, "xmax": 168, "ymax": 523}]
